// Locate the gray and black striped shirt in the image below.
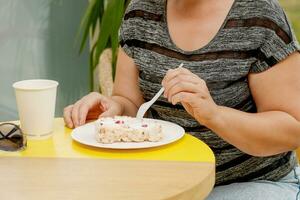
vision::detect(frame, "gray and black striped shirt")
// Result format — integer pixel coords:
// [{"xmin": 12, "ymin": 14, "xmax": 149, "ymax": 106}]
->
[{"xmin": 119, "ymin": 0, "xmax": 300, "ymax": 185}]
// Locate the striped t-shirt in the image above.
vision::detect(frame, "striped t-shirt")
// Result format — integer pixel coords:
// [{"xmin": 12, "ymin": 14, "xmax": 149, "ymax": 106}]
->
[{"xmin": 119, "ymin": 0, "xmax": 300, "ymax": 185}]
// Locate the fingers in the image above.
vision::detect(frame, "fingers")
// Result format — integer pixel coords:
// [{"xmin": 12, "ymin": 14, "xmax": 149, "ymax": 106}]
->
[
  {"xmin": 99, "ymin": 107, "xmax": 117, "ymax": 118},
  {"xmin": 71, "ymin": 100, "xmax": 82, "ymax": 128},
  {"xmin": 99, "ymin": 98, "xmax": 123, "ymax": 118},
  {"xmin": 63, "ymin": 105, "xmax": 74, "ymax": 128},
  {"xmin": 78, "ymin": 104, "xmax": 89, "ymax": 125},
  {"xmin": 163, "ymin": 74, "xmax": 199, "ymax": 98},
  {"xmin": 77, "ymin": 94, "xmax": 104, "ymax": 125},
  {"xmin": 168, "ymin": 82, "xmax": 205, "ymax": 103},
  {"xmin": 171, "ymin": 92, "xmax": 196, "ymax": 105},
  {"xmin": 66, "ymin": 92, "xmax": 105, "ymax": 128},
  {"xmin": 162, "ymin": 67, "xmax": 192, "ymax": 86},
  {"xmin": 63, "ymin": 92, "xmax": 122, "ymax": 127},
  {"xmin": 161, "ymin": 67, "xmax": 207, "ymax": 104}
]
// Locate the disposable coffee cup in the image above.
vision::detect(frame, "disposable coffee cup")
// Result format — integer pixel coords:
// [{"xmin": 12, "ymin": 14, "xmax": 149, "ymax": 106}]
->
[{"xmin": 13, "ymin": 79, "xmax": 59, "ymax": 139}]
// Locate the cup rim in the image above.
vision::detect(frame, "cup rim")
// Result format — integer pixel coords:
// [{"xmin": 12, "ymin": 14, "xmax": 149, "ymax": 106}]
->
[{"xmin": 13, "ymin": 79, "xmax": 59, "ymax": 91}]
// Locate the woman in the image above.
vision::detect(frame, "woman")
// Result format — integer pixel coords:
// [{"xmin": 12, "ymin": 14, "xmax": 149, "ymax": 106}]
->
[{"xmin": 64, "ymin": 0, "xmax": 300, "ymax": 199}]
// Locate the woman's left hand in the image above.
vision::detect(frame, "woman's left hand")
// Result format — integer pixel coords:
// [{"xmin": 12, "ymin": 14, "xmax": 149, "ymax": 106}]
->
[{"xmin": 162, "ymin": 67, "xmax": 220, "ymax": 125}]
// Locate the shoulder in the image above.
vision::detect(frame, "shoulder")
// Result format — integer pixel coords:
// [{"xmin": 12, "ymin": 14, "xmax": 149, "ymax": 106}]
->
[
  {"xmin": 244, "ymin": 0, "xmax": 300, "ymax": 73},
  {"xmin": 120, "ymin": 0, "xmax": 164, "ymax": 38},
  {"xmin": 256, "ymin": 0, "xmax": 287, "ymax": 20},
  {"xmin": 259, "ymin": 0, "xmax": 284, "ymax": 12},
  {"xmin": 119, "ymin": 0, "xmax": 165, "ymax": 56},
  {"xmin": 234, "ymin": 0, "xmax": 291, "ymax": 34},
  {"xmin": 123, "ymin": 0, "xmax": 164, "ymax": 24},
  {"xmin": 253, "ymin": 0, "xmax": 283, "ymax": 9},
  {"xmin": 240, "ymin": 0, "xmax": 287, "ymax": 22}
]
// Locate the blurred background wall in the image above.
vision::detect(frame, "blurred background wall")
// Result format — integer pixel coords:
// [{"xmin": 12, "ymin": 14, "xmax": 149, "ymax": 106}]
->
[
  {"xmin": 0, "ymin": 0, "xmax": 299, "ymax": 121},
  {"xmin": 280, "ymin": 0, "xmax": 300, "ymax": 39},
  {"xmin": 0, "ymin": 0, "xmax": 89, "ymax": 121}
]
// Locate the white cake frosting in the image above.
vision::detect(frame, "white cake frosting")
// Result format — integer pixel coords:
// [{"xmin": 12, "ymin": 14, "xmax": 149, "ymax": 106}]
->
[{"xmin": 95, "ymin": 116, "xmax": 163, "ymax": 144}]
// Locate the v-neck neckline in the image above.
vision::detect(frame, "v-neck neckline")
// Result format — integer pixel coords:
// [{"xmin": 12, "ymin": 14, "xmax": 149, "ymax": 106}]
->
[{"xmin": 163, "ymin": 0, "xmax": 238, "ymax": 54}]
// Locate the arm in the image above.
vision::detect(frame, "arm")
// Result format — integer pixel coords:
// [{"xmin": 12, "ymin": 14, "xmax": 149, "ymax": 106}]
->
[
  {"xmin": 112, "ymin": 47, "xmax": 144, "ymax": 117},
  {"xmin": 163, "ymin": 52, "xmax": 300, "ymax": 157},
  {"xmin": 63, "ymin": 47, "xmax": 143, "ymax": 128},
  {"xmin": 205, "ymin": 52, "xmax": 300, "ymax": 157}
]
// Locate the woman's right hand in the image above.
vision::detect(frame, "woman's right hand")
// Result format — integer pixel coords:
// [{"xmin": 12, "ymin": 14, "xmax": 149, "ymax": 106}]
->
[{"xmin": 63, "ymin": 92, "xmax": 124, "ymax": 128}]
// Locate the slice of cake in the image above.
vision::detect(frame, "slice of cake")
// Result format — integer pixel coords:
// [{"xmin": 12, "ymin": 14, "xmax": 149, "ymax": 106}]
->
[{"xmin": 95, "ymin": 116, "xmax": 163, "ymax": 144}]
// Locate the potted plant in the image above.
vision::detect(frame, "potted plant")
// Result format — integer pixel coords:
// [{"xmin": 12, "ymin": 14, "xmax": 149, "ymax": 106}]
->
[{"xmin": 78, "ymin": 0, "xmax": 130, "ymax": 94}]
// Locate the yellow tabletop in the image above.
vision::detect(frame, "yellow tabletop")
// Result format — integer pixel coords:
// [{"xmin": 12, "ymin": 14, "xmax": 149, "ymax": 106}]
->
[
  {"xmin": 0, "ymin": 118, "xmax": 215, "ymax": 200},
  {"xmin": 0, "ymin": 118, "xmax": 215, "ymax": 163}
]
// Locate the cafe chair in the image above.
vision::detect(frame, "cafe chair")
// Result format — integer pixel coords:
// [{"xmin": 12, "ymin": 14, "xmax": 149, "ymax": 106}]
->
[{"xmin": 95, "ymin": 48, "xmax": 114, "ymax": 96}]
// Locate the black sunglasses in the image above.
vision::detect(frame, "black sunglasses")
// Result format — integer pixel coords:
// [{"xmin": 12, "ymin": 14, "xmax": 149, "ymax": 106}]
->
[{"xmin": 0, "ymin": 123, "xmax": 26, "ymax": 152}]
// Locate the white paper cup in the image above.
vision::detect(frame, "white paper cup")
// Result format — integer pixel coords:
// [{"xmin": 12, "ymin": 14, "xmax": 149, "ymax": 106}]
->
[{"xmin": 13, "ymin": 79, "xmax": 59, "ymax": 139}]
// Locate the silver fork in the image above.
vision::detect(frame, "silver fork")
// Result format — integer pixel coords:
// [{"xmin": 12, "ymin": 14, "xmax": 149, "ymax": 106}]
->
[{"xmin": 136, "ymin": 63, "xmax": 184, "ymax": 119}]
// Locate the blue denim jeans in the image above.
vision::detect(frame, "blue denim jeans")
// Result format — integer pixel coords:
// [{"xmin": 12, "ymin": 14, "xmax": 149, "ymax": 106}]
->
[{"xmin": 207, "ymin": 165, "xmax": 300, "ymax": 200}]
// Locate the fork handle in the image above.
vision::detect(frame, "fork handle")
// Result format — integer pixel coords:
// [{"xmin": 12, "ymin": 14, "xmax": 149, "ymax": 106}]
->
[{"xmin": 150, "ymin": 87, "xmax": 165, "ymax": 103}]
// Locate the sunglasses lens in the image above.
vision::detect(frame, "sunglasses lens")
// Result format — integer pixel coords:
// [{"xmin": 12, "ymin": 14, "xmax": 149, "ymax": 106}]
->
[{"xmin": 0, "ymin": 123, "xmax": 26, "ymax": 152}]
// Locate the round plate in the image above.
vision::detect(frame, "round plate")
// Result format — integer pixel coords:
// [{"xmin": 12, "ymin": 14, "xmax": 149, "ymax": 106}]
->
[{"xmin": 71, "ymin": 118, "xmax": 185, "ymax": 149}]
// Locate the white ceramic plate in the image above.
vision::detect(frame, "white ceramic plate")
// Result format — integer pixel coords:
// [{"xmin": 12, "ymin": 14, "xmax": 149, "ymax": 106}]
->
[{"xmin": 71, "ymin": 118, "xmax": 185, "ymax": 149}]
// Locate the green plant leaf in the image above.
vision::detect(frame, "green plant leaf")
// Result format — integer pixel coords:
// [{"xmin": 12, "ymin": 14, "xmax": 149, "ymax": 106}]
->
[
  {"xmin": 89, "ymin": 47, "xmax": 94, "ymax": 91},
  {"xmin": 94, "ymin": 0, "xmax": 120, "ymax": 69},
  {"xmin": 77, "ymin": 0, "xmax": 98, "ymax": 53},
  {"xmin": 78, "ymin": 0, "xmax": 131, "ymax": 91},
  {"xmin": 91, "ymin": 0, "xmax": 104, "ymax": 34},
  {"xmin": 111, "ymin": 0, "xmax": 125, "ymax": 78}
]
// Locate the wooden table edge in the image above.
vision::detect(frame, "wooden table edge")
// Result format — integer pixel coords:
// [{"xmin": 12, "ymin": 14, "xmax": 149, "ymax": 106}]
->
[{"xmin": 0, "ymin": 157, "xmax": 215, "ymax": 200}]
